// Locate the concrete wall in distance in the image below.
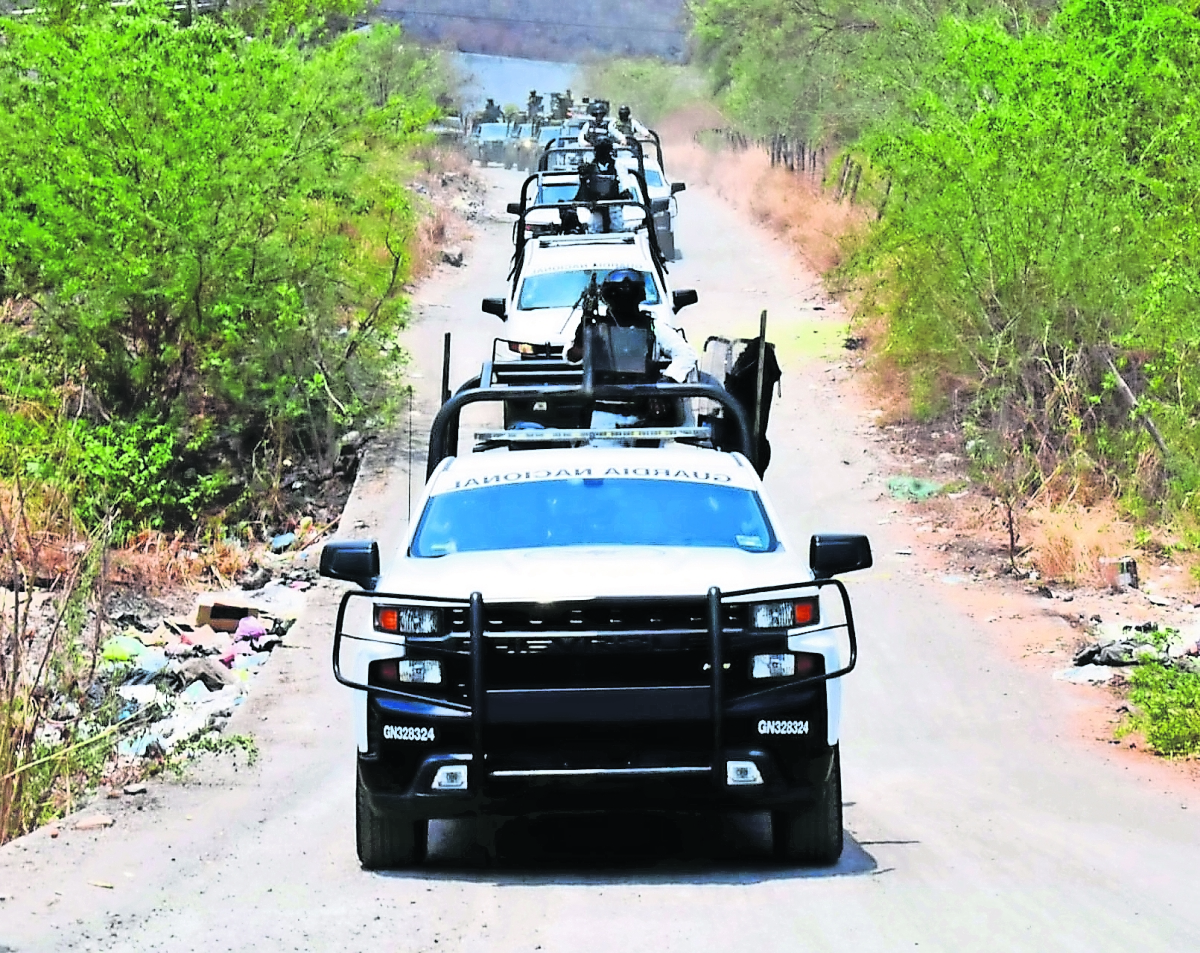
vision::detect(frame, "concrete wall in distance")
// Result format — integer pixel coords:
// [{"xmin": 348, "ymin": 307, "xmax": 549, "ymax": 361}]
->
[{"xmin": 378, "ymin": 0, "xmax": 691, "ymax": 62}]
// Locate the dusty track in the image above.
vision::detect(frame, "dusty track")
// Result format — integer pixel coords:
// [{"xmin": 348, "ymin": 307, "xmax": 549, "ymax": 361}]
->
[{"xmin": 2, "ymin": 166, "xmax": 1199, "ymax": 952}]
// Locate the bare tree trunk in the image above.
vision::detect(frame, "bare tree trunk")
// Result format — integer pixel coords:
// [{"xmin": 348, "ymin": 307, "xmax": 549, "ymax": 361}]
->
[{"xmin": 1105, "ymin": 354, "xmax": 1169, "ymax": 458}]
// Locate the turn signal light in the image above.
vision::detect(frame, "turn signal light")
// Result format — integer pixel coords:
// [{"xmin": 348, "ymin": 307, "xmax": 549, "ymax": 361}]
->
[
  {"xmin": 374, "ymin": 605, "xmax": 441, "ymax": 634},
  {"xmin": 750, "ymin": 598, "xmax": 819, "ymax": 629}
]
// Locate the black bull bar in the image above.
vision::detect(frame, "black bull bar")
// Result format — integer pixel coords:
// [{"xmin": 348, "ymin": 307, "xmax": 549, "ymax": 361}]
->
[{"xmin": 332, "ymin": 579, "xmax": 858, "ymax": 793}]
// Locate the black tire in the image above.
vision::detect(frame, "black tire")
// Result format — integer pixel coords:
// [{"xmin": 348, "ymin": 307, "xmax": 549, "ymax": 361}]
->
[
  {"xmin": 772, "ymin": 746, "xmax": 843, "ymax": 865},
  {"xmin": 356, "ymin": 766, "xmax": 427, "ymax": 869}
]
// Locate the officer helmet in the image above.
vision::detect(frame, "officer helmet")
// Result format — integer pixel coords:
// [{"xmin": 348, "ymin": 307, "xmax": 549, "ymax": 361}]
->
[
  {"xmin": 619, "ymin": 105, "xmax": 631, "ymax": 121},
  {"xmin": 601, "ymin": 269, "xmax": 646, "ymax": 309}
]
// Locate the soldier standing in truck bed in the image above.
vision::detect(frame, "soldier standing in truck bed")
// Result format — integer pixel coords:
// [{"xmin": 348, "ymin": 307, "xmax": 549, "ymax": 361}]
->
[{"xmin": 481, "ymin": 98, "xmax": 503, "ymax": 122}]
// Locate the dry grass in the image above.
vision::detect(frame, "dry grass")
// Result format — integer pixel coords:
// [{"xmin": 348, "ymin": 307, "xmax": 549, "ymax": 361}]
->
[
  {"xmin": 1008, "ymin": 502, "xmax": 1133, "ymax": 587},
  {"xmin": 107, "ymin": 529, "xmax": 252, "ymax": 593},
  {"xmin": 657, "ymin": 108, "xmax": 869, "ymax": 276},
  {"xmin": 407, "ymin": 146, "xmax": 477, "ymax": 283}
]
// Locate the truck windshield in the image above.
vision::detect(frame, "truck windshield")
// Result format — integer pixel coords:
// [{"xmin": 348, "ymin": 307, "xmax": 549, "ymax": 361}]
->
[
  {"xmin": 518, "ymin": 270, "xmax": 660, "ymax": 310},
  {"xmin": 411, "ymin": 479, "xmax": 777, "ymax": 556}
]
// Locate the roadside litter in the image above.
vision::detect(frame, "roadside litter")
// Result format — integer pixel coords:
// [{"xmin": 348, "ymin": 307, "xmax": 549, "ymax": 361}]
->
[
  {"xmin": 97, "ymin": 594, "xmax": 299, "ymax": 759},
  {"xmin": 1060, "ymin": 619, "xmax": 1200, "ymax": 685},
  {"xmin": 887, "ymin": 476, "xmax": 942, "ymax": 501}
]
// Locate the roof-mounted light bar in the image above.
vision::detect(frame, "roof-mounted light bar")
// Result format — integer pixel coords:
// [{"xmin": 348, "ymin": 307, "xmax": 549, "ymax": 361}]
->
[{"xmin": 474, "ymin": 427, "xmax": 712, "ymax": 447}]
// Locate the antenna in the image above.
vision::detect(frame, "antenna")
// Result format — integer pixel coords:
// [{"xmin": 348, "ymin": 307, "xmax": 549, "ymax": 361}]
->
[{"xmin": 406, "ymin": 384, "xmax": 414, "ymax": 520}]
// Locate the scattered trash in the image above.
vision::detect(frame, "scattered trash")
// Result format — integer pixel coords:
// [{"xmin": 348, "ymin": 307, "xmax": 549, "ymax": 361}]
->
[
  {"xmin": 179, "ymin": 657, "xmax": 239, "ymax": 691},
  {"xmin": 1074, "ymin": 639, "xmax": 1161, "ymax": 667},
  {"xmin": 101, "ymin": 636, "xmax": 146, "ymax": 663},
  {"xmin": 239, "ymin": 566, "xmax": 271, "ymax": 591},
  {"xmin": 270, "ymin": 532, "xmax": 297, "ymax": 553},
  {"xmin": 1099, "ymin": 556, "xmax": 1139, "ymax": 590},
  {"xmin": 234, "ymin": 615, "xmax": 269, "ymax": 641},
  {"xmin": 887, "ymin": 476, "xmax": 943, "ymax": 501},
  {"xmin": 441, "ymin": 246, "xmax": 465, "ymax": 267},
  {"xmin": 895, "ymin": 547, "xmax": 913, "ymax": 556},
  {"xmin": 196, "ymin": 601, "xmax": 260, "ymax": 633},
  {"xmin": 88, "ymin": 881, "xmax": 115, "ymax": 890},
  {"xmin": 116, "ymin": 684, "xmax": 166, "ymax": 709},
  {"xmin": 74, "ymin": 815, "xmax": 114, "ymax": 831},
  {"xmin": 1054, "ymin": 665, "xmax": 1118, "ymax": 684},
  {"xmin": 123, "ymin": 784, "xmax": 147, "ymax": 796}
]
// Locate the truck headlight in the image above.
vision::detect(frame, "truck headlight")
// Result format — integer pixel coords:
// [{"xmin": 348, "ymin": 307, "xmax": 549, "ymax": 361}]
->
[
  {"xmin": 375, "ymin": 659, "xmax": 442, "ymax": 685},
  {"xmin": 750, "ymin": 598, "xmax": 818, "ymax": 629},
  {"xmin": 749, "ymin": 651, "xmax": 821, "ymax": 679},
  {"xmin": 374, "ymin": 605, "xmax": 442, "ymax": 635},
  {"xmin": 751, "ymin": 654, "xmax": 795, "ymax": 678}
]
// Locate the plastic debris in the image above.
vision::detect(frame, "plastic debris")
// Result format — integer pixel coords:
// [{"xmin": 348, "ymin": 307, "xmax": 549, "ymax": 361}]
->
[
  {"xmin": 887, "ymin": 476, "xmax": 942, "ymax": 501},
  {"xmin": 180, "ymin": 681, "xmax": 215, "ymax": 704},
  {"xmin": 101, "ymin": 636, "xmax": 146, "ymax": 663},
  {"xmin": 231, "ymin": 654, "xmax": 268, "ymax": 671},
  {"xmin": 1054, "ymin": 665, "xmax": 1117, "ymax": 684},
  {"xmin": 234, "ymin": 615, "xmax": 269, "ymax": 641},
  {"xmin": 179, "ymin": 657, "xmax": 238, "ymax": 691},
  {"xmin": 270, "ymin": 532, "xmax": 297, "ymax": 553},
  {"xmin": 74, "ymin": 815, "xmax": 115, "ymax": 831},
  {"xmin": 116, "ymin": 685, "xmax": 166, "ymax": 709}
]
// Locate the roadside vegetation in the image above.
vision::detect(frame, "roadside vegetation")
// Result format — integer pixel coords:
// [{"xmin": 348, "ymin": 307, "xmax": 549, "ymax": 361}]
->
[
  {"xmin": 587, "ymin": 2, "xmax": 1200, "ymax": 755},
  {"xmin": 0, "ymin": 0, "xmax": 457, "ymax": 842},
  {"xmin": 688, "ymin": 0, "xmax": 1200, "ymax": 539}
]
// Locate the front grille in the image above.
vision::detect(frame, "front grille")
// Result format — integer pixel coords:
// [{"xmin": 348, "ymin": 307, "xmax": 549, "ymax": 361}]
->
[
  {"xmin": 447, "ymin": 598, "xmax": 743, "ymax": 634},
  {"xmin": 486, "ymin": 633, "xmax": 710, "ymax": 689}
]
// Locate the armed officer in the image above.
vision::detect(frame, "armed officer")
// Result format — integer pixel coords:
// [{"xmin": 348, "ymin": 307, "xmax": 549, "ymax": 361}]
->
[
  {"xmin": 567, "ymin": 269, "xmax": 697, "ymax": 384},
  {"xmin": 481, "ymin": 98, "xmax": 503, "ymax": 122},
  {"xmin": 614, "ymin": 105, "xmax": 651, "ymax": 141},
  {"xmin": 573, "ymin": 137, "xmax": 630, "ymax": 233}
]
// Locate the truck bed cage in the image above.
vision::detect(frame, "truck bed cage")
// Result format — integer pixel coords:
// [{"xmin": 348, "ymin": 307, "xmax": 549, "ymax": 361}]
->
[
  {"xmin": 427, "ymin": 370, "xmax": 754, "ymax": 478},
  {"xmin": 509, "ymin": 160, "xmax": 667, "ymax": 290}
]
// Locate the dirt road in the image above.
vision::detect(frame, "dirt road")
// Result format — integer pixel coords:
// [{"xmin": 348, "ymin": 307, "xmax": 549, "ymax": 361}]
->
[{"xmin": 3, "ymin": 166, "xmax": 1200, "ymax": 952}]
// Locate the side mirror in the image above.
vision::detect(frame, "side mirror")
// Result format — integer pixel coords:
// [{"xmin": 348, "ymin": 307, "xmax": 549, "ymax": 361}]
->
[
  {"xmin": 320, "ymin": 540, "xmax": 380, "ymax": 590},
  {"xmin": 506, "ymin": 202, "xmax": 522, "ymax": 216},
  {"xmin": 670, "ymin": 181, "xmax": 687, "ymax": 195},
  {"xmin": 672, "ymin": 289, "xmax": 698, "ymax": 313},
  {"xmin": 482, "ymin": 297, "xmax": 507, "ymax": 320},
  {"xmin": 809, "ymin": 534, "xmax": 873, "ymax": 579}
]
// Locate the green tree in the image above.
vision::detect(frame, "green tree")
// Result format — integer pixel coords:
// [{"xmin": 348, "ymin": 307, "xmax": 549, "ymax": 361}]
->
[{"xmin": 0, "ymin": 7, "xmax": 441, "ymax": 529}]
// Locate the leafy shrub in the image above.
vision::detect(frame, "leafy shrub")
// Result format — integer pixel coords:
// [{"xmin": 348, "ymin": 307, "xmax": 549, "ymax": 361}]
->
[
  {"xmin": 0, "ymin": 8, "xmax": 444, "ymax": 533},
  {"xmin": 1123, "ymin": 663, "xmax": 1200, "ymax": 757}
]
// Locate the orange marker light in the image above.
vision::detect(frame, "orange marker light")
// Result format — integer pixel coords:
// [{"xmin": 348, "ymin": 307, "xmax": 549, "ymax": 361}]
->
[
  {"xmin": 377, "ymin": 608, "xmax": 400, "ymax": 632},
  {"xmin": 794, "ymin": 600, "xmax": 817, "ymax": 626}
]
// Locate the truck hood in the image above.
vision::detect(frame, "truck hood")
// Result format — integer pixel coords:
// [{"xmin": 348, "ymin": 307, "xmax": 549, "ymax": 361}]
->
[
  {"xmin": 377, "ymin": 545, "xmax": 808, "ymax": 602},
  {"xmin": 504, "ymin": 308, "xmax": 578, "ymax": 348}
]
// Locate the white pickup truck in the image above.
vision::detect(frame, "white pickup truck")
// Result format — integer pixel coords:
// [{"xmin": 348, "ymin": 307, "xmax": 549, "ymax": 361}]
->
[{"xmin": 322, "ymin": 429, "xmax": 871, "ymax": 869}]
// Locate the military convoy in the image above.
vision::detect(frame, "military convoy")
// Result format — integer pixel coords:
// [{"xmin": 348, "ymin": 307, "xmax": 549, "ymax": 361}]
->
[{"xmin": 323, "ymin": 90, "xmax": 874, "ymax": 870}]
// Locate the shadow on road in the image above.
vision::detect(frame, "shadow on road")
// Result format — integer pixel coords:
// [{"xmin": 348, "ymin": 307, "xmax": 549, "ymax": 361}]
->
[{"xmin": 377, "ymin": 810, "xmax": 881, "ymax": 885}]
